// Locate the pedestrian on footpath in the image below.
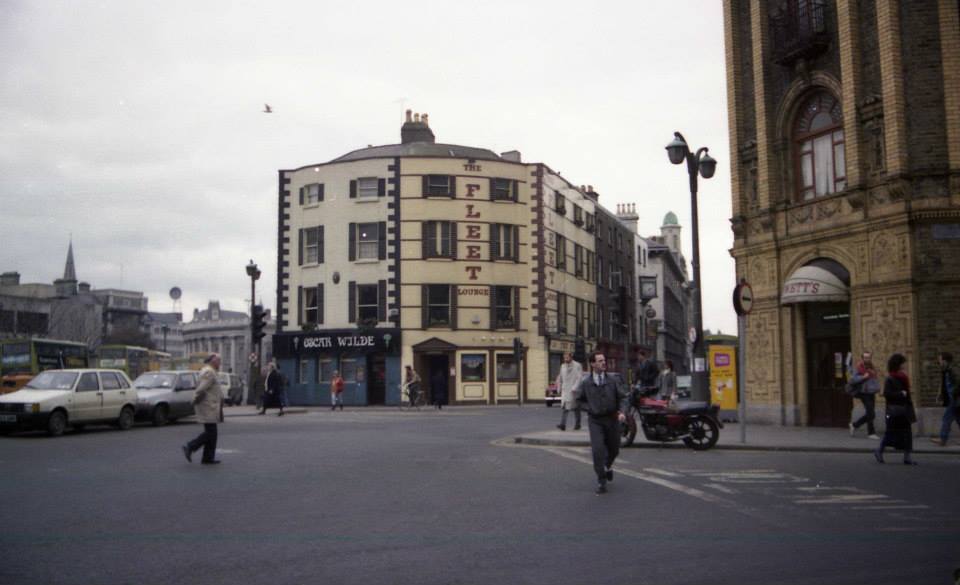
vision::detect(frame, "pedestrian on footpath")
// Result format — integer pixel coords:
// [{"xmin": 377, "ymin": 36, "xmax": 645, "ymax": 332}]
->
[
  {"xmin": 932, "ymin": 351, "xmax": 959, "ymax": 447},
  {"xmin": 182, "ymin": 353, "xmax": 224, "ymax": 465},
  {"xmin": 431, "ymin": 368, "xmax": 448, "ymax": 410},
  {"xmin": 848, "ymin": 351, "xmax": 880, "ymax": 439},
  {"xmin": 874, "ymin": 353, "xmax": 917, "ymax": 465},
  {"xmin": 403, "ymin": 365, "xmax": 422, "ymax": 407},
  {"xmin": 330, "ymin": 370, "xmax": 345, "ymax": 411},
  {"xmin": 259, "ymin": 362, "xmax": 286, "ymax": 416},
  {"xmin": 555, "ymin": 352, "xmax": 583, "ymax": 431},
  {"xmin": 574, "ymin": 352, "xmax": 630, "ymax": 495},
  {"xmin": 634, "ymin": 349, "xmax": 660, "ymax": 395},
  {"xmin": 657, "ymin": 359, "xmax": 678, "ymax": 400}
]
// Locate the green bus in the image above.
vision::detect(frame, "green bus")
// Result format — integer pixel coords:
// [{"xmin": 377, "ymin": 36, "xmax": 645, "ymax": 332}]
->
[
  {"xmin": 97, "ymin": 345, "xmax": 150, "ymax": 380},
  {"xmin": 0, "ymin": 338, "xmax": 90, "ymax": 393}
]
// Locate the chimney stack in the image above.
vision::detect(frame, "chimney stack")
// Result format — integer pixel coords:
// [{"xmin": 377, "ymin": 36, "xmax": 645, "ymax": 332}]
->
[{"xmin": 400, "ymin": 109, "xmax": 436, "ymax": 144}]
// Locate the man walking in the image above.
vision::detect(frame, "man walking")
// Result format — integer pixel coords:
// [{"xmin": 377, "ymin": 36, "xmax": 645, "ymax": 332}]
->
[
  {"xmin": 933, "ymin": 352, "xmax": 959, "ymax": 446},
  {"xmin": 574, "ymin": 352, "xmax": 630, "ymax": 495},
  {"xmin": 182, "ymin": 353, "xmax": 224, "ymax": 465},
  {"xmin": 555, "ymin": 352, "xmax": 583, "ymax": 431}
]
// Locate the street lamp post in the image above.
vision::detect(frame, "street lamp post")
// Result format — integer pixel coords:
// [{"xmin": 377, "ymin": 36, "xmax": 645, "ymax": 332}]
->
[
  {"xmin": 161, "ymin": 324, "xmax": 169, "ymax": 353},
  {"xmin": 245, "ymin": 259, "xmax": 261, "ymax": 405},
  {"xmin": 666, "ymin": 132, "xmax": 716, "ymax": 402}
]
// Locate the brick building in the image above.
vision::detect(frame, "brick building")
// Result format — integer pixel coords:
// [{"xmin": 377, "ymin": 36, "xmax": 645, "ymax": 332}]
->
[{"xmin": 724, "ymin": 0, "xmax": 960, "ymax": 428}]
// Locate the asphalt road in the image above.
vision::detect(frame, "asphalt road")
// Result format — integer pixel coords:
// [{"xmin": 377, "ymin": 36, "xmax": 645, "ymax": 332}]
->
[{"xmin": 1, "ymin": 406, "xmax": 958, "ymax": 585}]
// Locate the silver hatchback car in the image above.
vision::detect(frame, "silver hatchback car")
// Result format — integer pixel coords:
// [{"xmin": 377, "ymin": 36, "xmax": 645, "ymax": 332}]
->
[{"xmin": 131, "ymin": 370, "xmax": 198, "ymax": 426}]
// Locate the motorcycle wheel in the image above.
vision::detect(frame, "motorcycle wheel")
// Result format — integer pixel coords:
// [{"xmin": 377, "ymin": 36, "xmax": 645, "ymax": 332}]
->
[
  {"xmin": 619, "ymin": 411, "xmax": 638, "ymax": 447},
  {"xmin": 683, "ymin": 416, "xmax": 720, "ymax": 451}
]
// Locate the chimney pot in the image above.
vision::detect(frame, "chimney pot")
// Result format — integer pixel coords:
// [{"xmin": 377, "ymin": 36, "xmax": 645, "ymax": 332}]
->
[
  {"xmin": 405, "ymin": 109, "xmax": 412, "ymax": 122},
  {"xmin": 422, "ymin": 113, "xmax": 429, "ymax": 126},
  {"xmin": 414, "ymin": 113, "xmax": 420, "ymax": 122}
]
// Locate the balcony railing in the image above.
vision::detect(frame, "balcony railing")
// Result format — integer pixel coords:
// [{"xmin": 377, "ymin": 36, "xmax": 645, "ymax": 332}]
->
[{"xmin": 771, "ymin": 1, "xmax": 830, "ymax": 65}]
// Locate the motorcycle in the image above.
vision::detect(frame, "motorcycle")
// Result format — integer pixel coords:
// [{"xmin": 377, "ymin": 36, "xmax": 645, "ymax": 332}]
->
[{"xmin": 620, "ymin": 386, "xmax": 722, "ymax": 451}]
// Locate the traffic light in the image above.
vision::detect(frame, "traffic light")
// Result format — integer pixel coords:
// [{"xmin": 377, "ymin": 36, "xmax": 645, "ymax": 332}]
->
[
  {"xmin": 512, "ymin": 337, "xmax": 523, "ymax": 363},
  {"xmin": 252, "ymin": 304, "xmax": 267, "ymax": 343}
]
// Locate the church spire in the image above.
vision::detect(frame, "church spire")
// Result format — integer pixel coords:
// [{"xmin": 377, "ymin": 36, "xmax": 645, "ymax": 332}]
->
[{"xmin": 64, "ymin": 239, "xmax": 77, "ymax": 281}]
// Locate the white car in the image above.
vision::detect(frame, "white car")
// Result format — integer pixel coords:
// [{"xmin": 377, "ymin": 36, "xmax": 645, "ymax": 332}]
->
[
  {"xmin": 131, "ymin": 370, "xmax": 198, "ymax": 426},
  {"xmin": 0, "ymin": 369, "xmax": 138, "ymax": 436}
]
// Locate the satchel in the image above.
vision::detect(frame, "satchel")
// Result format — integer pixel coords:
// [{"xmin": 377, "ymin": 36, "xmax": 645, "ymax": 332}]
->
[
  {"xmin": 844, "ymin": 379, "xmax": 863, "ymax": 396},
  {"xmin": 886, "ymin": 403, "xmax": 918, "ymax": 423}
]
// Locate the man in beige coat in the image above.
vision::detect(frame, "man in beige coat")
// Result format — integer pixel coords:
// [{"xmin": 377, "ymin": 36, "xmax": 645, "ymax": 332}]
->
[
  {"xmin": 555, "ymin": 352, "xmax": 584, "ymax": 431},
  {"xmin": 182, "ymin": 353, "xmax": 224, "ymax": 465}
]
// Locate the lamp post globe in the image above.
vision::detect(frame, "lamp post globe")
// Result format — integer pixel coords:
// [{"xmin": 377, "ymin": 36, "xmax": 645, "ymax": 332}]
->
[
  {"xmin": 665, "ymin": 134, "xmax": 689, "ymax": 165},
  {"xmin": 699, "ymin": 152, "xmax": 718, "ymax": 178}
]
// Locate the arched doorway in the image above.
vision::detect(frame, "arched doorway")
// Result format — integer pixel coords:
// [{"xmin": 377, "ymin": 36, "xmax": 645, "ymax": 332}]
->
[{"xmin": 782, "ymin": 258, "xmax": 852, "ymax": 427}]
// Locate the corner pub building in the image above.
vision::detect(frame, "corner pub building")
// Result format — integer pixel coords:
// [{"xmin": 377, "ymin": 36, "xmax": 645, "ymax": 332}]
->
[
  {"xmin": 272, "ymin": 112, "xmax": 608, "ymax": 406},
  {"xmin": 724, "ymin": 0, "xmax": 960, "ymax": 429}
]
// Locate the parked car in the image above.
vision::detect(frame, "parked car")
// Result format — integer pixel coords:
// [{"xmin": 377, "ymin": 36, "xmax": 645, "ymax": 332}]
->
[
  {"xmin": 131, "ymin": 370, "xmax": 198, "ymax": 425},
  {"xmin": 544, "ymin": 382, "xmax": 561, "ymax": 407},
  {"xmin": 217, "ymin": 372, "xmax": 244, "ymax": 406},
  {"xmin": 0, "ymin": 369, "xmax": 137, "ymax": 436}
]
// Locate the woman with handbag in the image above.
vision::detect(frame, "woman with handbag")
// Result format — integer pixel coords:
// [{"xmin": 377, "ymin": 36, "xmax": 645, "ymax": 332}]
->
[{"xmin": 874, "ymin": 353, "xmax": 918, "ymax": 465}]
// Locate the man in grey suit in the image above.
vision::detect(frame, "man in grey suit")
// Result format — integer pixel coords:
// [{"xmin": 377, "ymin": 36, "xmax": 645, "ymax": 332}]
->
[{"xmin": 574, "ymin": 352, "xmax": 630, "ymax": 494}]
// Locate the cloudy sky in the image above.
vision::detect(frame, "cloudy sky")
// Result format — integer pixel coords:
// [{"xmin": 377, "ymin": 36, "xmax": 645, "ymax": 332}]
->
[{"xmin": 1, "ymin": 0, "xmax": 737, "ymax": 334}]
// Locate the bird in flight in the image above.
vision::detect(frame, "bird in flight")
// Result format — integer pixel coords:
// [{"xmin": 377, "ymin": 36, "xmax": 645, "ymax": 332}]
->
[{"xmin": 263, "ymin": 104, "xmax": 273, "ymax": 113}]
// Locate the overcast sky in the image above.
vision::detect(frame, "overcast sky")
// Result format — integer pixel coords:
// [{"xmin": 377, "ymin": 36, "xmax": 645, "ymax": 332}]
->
[{"xmin": 0, "ymin": 0, "xmax": 737, "ymax": 334}]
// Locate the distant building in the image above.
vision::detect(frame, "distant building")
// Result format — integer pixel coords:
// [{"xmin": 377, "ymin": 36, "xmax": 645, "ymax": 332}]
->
[
  {"xmin": 146, "ymin": 312, "xmax": 185, "ymax": 357},
  {"xmin": 645, "ymin": 212, "xmax": 692, "ymax": 375},
  {"xmin": 183, "ymin": 301, "xmax": 274, "ymax": 376}
]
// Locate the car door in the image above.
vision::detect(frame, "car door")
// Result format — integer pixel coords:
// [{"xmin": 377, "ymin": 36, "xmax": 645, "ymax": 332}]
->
[
  {"xmin": 175, "ymin": 373, "xmax": 197, "ymax": 417},
  {"xmin": 72, "ymin": 372, "xmax": 102, "ymax": 421},
  {"xmin": 99, "ymin": 372, "xmax": 129, "ymax": 419}
]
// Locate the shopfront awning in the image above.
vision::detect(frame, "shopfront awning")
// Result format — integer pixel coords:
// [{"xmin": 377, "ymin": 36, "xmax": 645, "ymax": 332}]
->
[{"xmin": 781, "ymin": 265, "xmax": 850, "ymax": 304}]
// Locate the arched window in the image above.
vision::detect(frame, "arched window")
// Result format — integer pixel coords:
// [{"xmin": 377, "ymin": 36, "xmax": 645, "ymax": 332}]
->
[{"xmin": 794, "ymin": 91, "xmax": 845, "ymax": 200}]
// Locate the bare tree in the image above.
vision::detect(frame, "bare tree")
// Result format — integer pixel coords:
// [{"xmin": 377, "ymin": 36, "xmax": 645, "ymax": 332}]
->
[{"xmin": 48, "ymin": 297, "xmax": 103, "ymax": 349}]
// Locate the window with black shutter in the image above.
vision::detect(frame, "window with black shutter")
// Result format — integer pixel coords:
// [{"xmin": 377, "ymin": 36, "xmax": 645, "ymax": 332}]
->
[
  {"xmin": 424, "ymin": 175, "xmax": 455, "ymax": 197},
  {"xmin": 490, "ymin": 178, "xmax": 517, "ymax": 201},
  {"xmin": 357, "ymin": 284, "xmax": 378, "ymax": 325},
  {"xmin": 348, "ymin": 281, "xmax": 356, "ymax": 323}
]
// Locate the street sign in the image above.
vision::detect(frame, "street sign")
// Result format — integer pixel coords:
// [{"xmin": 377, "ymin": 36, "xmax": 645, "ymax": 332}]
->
[
  {"xmin": 248, "ymin": 352, "xmax": 258, "ymax": 364},
  {"xmin": 733, "ymin": 279, "xmax": 754, "ymax": 316}
]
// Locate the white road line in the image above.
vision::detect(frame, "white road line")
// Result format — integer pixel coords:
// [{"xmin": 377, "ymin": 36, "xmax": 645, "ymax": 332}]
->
[
  {"xmin": 794, "ymin": 495, "xmax": 891, "ymax": 504},
  {"xmin": 542, "ymin": 447, "xmax": 730, "ymax": 505},
  {"xmin": 852, "ymin": 505, "xmax": 930, "ymax": 511},
  {"xmin": 704, "ymin": 483, "xmax": 739, "ymax": 495},
  {"xmin": 642, "ymin": 468, "xmax": 682, "ymax": 477}
]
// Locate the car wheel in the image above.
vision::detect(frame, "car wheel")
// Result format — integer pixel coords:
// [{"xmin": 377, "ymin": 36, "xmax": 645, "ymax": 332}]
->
[
  {"xmin": 47, "ymin": 410, "xmax": 67, "ymax": 437},
  {"xmin": 151, "ymin": 404, "xmax": 169, "ymax": 427},
  {"xmin": 116, "ymin": 406, "xmax": 135, "ymax": 430}
]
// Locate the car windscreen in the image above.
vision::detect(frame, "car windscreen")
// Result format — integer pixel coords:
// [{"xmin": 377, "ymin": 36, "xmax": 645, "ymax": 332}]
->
[
  {"xmin": 132, "ymin": 373, "xmax": 177, "ymax": 389},
  {"xmin": 24, "ymin": 371, "xmax": 79, "ymax": 390}
]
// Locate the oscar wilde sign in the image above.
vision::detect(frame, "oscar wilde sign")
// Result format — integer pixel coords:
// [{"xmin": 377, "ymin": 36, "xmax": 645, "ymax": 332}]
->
[{"xmin": 274, "ymin": 329, "xmax": 400, "ymax": 356}]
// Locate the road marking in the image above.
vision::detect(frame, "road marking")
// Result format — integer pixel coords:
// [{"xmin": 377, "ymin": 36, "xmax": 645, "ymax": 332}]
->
[
  {"xmin": 794, "ymin": 495, "xmax": 891, "ymax": 504},
  {"xmin": 854, "ymin": 505, "xmax": 930, "ymax": 511},
  {"xmin": 704, "ymin": 483, "xmax": 739, "ymax": 495},
  {"xmin": 542, "ymin": 447, "xmax": 730, "ymax": 505},
  {"xmin": 642, "ymin": 468, "xmax": 681, "ymax": 477}
]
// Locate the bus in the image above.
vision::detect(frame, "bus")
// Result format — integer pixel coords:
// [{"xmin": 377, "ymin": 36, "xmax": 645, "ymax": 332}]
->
[
  {"xmin": 0, "ymin": 338, "xmax": 90, "ymax": 394},
  {"xmin": 187, "ymin": 352, "xmax": 208, "ymax": 371},
  {"xmin": 147, "ymin": 350, "xmax": 173, "ymax": 372},
  {"xmin": 97, "ymin": 345, "xmax": 150, "ymax": 380}
]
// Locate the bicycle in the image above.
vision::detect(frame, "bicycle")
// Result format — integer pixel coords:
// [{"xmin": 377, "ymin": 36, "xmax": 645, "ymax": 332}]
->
[{"xmin": 399, "ymin": 383, "xmax": 427, "ymax": 410}]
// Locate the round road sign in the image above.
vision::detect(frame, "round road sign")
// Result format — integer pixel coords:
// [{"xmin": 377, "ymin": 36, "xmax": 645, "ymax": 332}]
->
[{"xmin": 734, "ymin": 280, "xmax": 754, "ymax": 315}]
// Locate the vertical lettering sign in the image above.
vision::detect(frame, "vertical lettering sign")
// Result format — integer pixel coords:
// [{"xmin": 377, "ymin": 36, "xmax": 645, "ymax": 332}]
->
[{"xmin": 464, "ymin": 183, "xmax": 482, "ymax": 280}]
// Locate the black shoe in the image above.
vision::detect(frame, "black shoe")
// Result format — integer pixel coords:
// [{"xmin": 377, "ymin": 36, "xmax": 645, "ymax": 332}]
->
[
  {"xmin": 573, "ymin": 425, "xmax": 581, "ymax": 430},
  {"xmin": 873, "ymin": 449, "xmax": 884, "ymax": 464},
  {"xmin": 331, "ymin": 406, "xmax": 335, "ymax": 411},
  {"xmin": 903, "ymin": 459, "xmax": 918, "ymax": 466},
  {"xmin": 556, "ymin": 424, "xmax": 566, "ymax": 431},
  {"xmin": 278, "ymin": 411, "xmax": 284, "ymax": 416},
  {"xmin": 605, "ymin": 468, "xmax": 614, "ymax": 482},
  {"xmin": 181, "ymin": 444, "xmax": 192, "ymax": 463},
  {"xmin": 595, "ymin": 483, "xmax": 607, "ymax": 495},
  {"xmin": 257, "ymin": 410, "xmax": 265, "ymax": 415},
  {"xmin": 201, "ymin": 460, "xmax": 221, "ymax": 465}
]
